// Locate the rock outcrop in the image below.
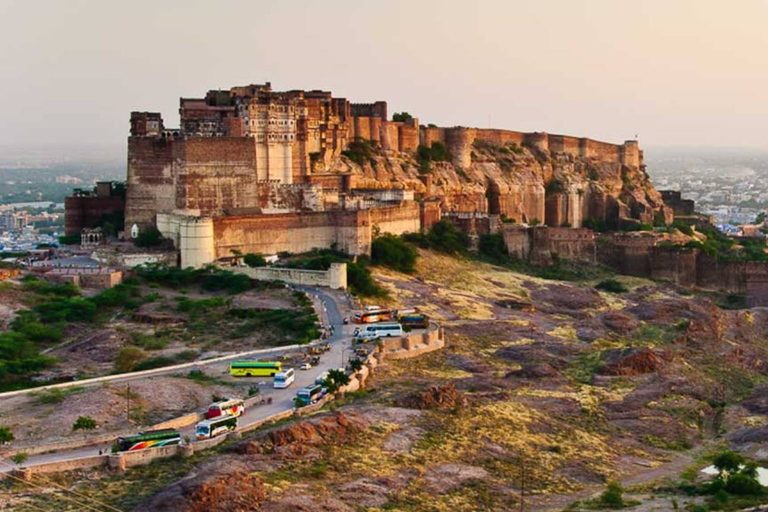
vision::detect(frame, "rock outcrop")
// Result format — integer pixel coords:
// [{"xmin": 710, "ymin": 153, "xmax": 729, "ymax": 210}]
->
[
  {"xmin": 333, "ymin": 137, "xmax": 669, "ymax": 228},
  {"xmin": 402, "ymin": 382, "xmax": 468, "ymax": 410}
]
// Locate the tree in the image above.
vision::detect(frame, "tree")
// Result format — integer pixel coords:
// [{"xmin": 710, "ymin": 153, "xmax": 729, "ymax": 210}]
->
[
  {"xmin": 392, "ymin": 112, "xmax": 413, "ymax": 123},
  {"xmin": 371, "ymin": 234, "xmax": 418, "ymax": 273},
  {"xmin": 348, "ymin": 358, "xmax": 364, "ymax": 372},
  {"xmin": 713, "ymin": 450, "xmax": 744, "ymax": 477},
  {"xmin": 134, "ymin": 227, "xmax": 163, "ymax": 248},
  {"xmin": 11, "ymin": 452, "xmax": 28, "ymax": 466},
  {"xmin": 599, "ymin": 481, "xmax": 625, "ymax": 508},
  {"xmin": 323, "ymin": 368, "xmax": 351, "ymax": 393},
  {"xmin": 427, "ymin": 220, "xmax": 468, "ymax": 254},
  {"xmin": 244, "ymin": 253, "xmax": 267, "ymax": 268},
  {"xmin": 72, "ymin": 415, "xmax": 97, "ymax": 434},
  {"xmin": 0, "ymin": 426, "xmax": 14, "ymax": 443},
  {"xmin": 58, "ymin": 234, "xmax": 80, "ymax": 245}
]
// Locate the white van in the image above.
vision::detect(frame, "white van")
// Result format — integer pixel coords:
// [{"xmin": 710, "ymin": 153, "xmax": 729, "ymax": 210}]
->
[
  {"xmin": 273, "ymin": 368, "xmax": 296, "ymax": 389},
  {"xmin": 354, "ymin": 323, "xmax": 404, "ymax": 342}
]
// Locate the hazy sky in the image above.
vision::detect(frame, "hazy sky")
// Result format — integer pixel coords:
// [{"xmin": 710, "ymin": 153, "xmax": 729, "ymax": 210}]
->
[{"xmin": 1, "ymin": 0, "xmax": 767, "ymax": 151}]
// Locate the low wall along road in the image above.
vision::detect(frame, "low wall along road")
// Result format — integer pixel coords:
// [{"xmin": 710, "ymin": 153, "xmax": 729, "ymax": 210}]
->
[{"xmin": 3, "ymin": 323, "xmax": 445, "ymax": 479}]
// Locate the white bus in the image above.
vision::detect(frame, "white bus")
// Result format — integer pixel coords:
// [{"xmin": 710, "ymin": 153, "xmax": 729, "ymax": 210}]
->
[
  {"xmin": 205, "ymin": 398, "xmax": 245, "ymax": 419},
  {"xmin": 195, "ymin": 415, "xmax": 238, "ymax": 440},
  {"xmin": 273, "ymin": 368, "xmax": 296, "ymax": 389},
  {"xmin": 354, "ymin": 323, "xmax": 404, "ymax": 342}
]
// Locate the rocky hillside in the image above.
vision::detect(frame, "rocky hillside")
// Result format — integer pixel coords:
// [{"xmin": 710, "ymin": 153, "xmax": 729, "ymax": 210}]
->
[
  {"xmin": 11, "ymin": 251, "xmax": 768, "ymax": 512},
  {"xmin": 330, "ymin": 139, "xmax": 670, "ymax": 226}
]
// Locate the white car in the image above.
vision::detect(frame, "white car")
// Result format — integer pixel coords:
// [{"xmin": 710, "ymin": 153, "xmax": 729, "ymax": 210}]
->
[{"xmin": 300, "ymin": 362, "xmax": 312, "ymax": 370}]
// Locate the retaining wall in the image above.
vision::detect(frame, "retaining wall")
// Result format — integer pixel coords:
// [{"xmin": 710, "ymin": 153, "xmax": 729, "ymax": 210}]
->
[{"xmin": 229, "ymin": 262, "xmax": 347, "ymax": 290}]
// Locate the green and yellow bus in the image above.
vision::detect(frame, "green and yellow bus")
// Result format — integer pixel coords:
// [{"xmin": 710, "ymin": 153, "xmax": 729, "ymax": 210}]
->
[{"xmin": 229, "ymin": 360, "xmax": 282, "ymax": 377}]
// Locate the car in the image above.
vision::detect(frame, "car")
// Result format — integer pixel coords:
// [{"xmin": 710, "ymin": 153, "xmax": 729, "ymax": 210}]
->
[{"xmin": 300, "ymin": 362, "xmax": 312, "ymax": 370}]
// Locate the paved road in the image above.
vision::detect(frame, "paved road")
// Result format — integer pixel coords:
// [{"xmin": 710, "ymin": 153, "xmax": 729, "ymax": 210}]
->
[{"xmin": 0, "ymin": 286, "xmax": 358, "ymax": 472}]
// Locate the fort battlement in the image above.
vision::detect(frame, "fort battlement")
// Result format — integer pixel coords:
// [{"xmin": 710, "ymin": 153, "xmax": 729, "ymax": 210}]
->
[{"xmin": 419, "ymin": 125, "xmax": 640, "ymax": 169}]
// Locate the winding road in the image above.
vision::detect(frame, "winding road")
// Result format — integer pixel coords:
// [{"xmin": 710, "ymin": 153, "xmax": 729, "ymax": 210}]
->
[{"xmin": 0, "ymin": 285, "xmax": 356, "ymax": 472}]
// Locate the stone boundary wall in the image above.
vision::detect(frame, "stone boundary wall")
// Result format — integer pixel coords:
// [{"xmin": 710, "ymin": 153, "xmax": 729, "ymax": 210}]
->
[
  {"xmin": 5, "ymin": 324, "xmax": 445, "ymax": 478},
  {"xmin": 0, "ymin": 394, "xmax": 275, "ymax": 458},
  {"xmin": 0, "ymin": 337, "xmax": 330, "ymax": 401},
  {"xmin": 228, "ymin": 262, "xmax": 348, "ymax": 290}
]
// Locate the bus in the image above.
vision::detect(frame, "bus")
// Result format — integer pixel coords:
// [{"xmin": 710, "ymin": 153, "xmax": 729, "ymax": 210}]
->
[
  {"xmin": 395, "ymin": 308, "xmax": 420, "ymax": 318},
  {"xmin": 195, "ymin": 415, "xmax": 238, "ymax": 440},
  {"xmin": 295, "ymin": 384, "xmax": 325, "ymax": 407},
  {"xmin": 353, "ymin": 309, "xmax": 393, "ymax": 324},
  {"xmin": 354, "ymin": 323, "xmax": 404, "ymax": 342},
  {"xmin": 206, "ymin": 398, "xmax": 245, "ymax": 419},
  {"xmin": 229, "ymin": 361, "xmax": 282, "ymax": 377},
  {"xmin": 273, "ymin": 368, "xmax": 296, "ymax": 389},
  {"xmin": 399, "ymin": 314, "xmax": 429, "ymax": 329},
  {"xmin": 315, "ymin": 371, "xmax": 329, "ymax": 385},
  {"xmin": 114, "ymin": 429, "xmax": 182, "ymax": 453}
]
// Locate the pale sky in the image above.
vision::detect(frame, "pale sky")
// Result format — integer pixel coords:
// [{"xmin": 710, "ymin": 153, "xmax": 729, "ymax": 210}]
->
[{"xmin": 1, "ymin": 0, "xmax": 767, "ymax": 150}]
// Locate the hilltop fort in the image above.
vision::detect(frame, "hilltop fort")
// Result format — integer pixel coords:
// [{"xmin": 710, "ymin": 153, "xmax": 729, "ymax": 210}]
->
[{"xmin": 119, "ymin": 82, "xmax": 669, "ymax": 267}]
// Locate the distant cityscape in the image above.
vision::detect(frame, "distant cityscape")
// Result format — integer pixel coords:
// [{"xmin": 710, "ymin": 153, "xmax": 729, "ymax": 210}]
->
[{"xmin": 644, "ymin": 148, "xmax": 768, "ymax": 234}]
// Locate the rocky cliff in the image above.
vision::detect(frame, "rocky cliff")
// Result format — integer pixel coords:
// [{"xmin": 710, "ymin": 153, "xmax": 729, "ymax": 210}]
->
[{"xmin": 329, "ymin": 136, "xmax": 671, "ymax": 228}]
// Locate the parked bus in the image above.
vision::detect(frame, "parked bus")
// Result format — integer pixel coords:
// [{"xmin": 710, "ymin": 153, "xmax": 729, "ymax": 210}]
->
[
  {"xmin": 399, "ymin": 314, "xmax": 429, "ymax": 329},
  {"xmin": 206, "ymin": 398, "xmax": 245, "ymax": 419},
  {"xmin": 353, "ymin": 309, "xmax": 393, "ymax": 324},
  {"xmin": 229, "ymin": 361, "xmax": 282, "ymax": 377},
  {"xmin": 273, "ymin": 368, "xmax": 296, "ymax": 389},
  {"xmin": 195, "ymin": 414, "xmax": 238, "ymax": 440},
  {"xmin": 395, "ymin": 308, "xmax": 420, "ymax": 319},
  {"xmin": 354, "ymin": 323, "xmax": 404, "ymax": 342},
  {"xmin": 114, "ymin": 429, "xmax": 182, "ymax": 453},
  {"xmin": 295, "ymin": 384, "xmax": 325, "ymax": 407}
]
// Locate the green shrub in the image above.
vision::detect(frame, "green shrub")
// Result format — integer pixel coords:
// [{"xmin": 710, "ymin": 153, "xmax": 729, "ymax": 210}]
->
[
  {"xmin": 341, "ymin": 139, "xmax": 376, "ymax": 167},
  {"xmin": 57, "ymin": 235, "xmax": 80, "ymax": 245},
  {"xmin": 10, "ymin": 311, "xmax": 62, "ymax": 344},
  {"xmin": 478, "ymin": 233, "xmax": 508, "ymax": 263},
  {"xmin": 323, "ymin": 368, "xmax": 351, "ymax": 393},
  {"xmin": 243, "ymin": 253, "xmax": 267, "ymax": 267},
  {"xmin": 133, "ymin": 350, "xmax": 197, "ymax": 371},
  {"xmin": 35, "ymin": 297, "xmax": 98, "ymax": 323},
  {"xmin": 134, "ymin": 227, "xmax": 164, "ymax": 248},
  {"xmin": 595, "ymin": 279, "xmax": 628, "ymax": 294},
  {"xmin": 599, "ymin": 481, "xmax": 625, "ymax": 508},
  {"xmin": 671, "ymin": 220, "xmax": 694, "ymax": 236},
  {"xmin": 135, "ymin": 264, "xmax": 251, "ymax": 294},
  {"xmin": 72, "ymin": 415, "xmax": 97, "ymax": 432},
  {"xmin": 0, "ymin": 426, "xmax": 13, "ymax": 443},
  {"xmin": 371, "ymin": 234, "xmax": 418, "ymax": 273},
  {"xmin": 347, "ymin": 260, "xmax": 386, "ymax": 298},
  {"xmin": 114, "ymin": 346, "xmax": 146, "ymax": 373},
  {"xmin": 392, "ymin": 112, "xmax": 413, "ymax": 122},
  {"xmin": 725, "ymin": 472, "xmax": 763, "ymax": 495},
  {"xmin": 426, "ymin": 220, "xmax": 468, "ymax": 254},
  {"xmin": 0, "ymin": 332, "xmax": 55, "ymax": 377}
]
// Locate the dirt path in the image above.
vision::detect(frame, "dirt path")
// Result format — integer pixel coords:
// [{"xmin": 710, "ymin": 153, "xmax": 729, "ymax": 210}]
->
[{"xmin": 527, "ymin": 451, "xmax": 694, "ymax": 511}]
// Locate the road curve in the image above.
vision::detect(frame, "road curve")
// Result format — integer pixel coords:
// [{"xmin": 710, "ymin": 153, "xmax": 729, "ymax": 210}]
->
[{"xmin": 0, "ymin": 285, "xmax": 354, "ymax": 472}]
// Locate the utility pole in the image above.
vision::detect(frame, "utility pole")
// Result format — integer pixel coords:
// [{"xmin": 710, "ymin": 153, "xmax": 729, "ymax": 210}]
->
[{"xmin": 520, "ymin": 457, "xmax": 526, "ymax": 512}]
